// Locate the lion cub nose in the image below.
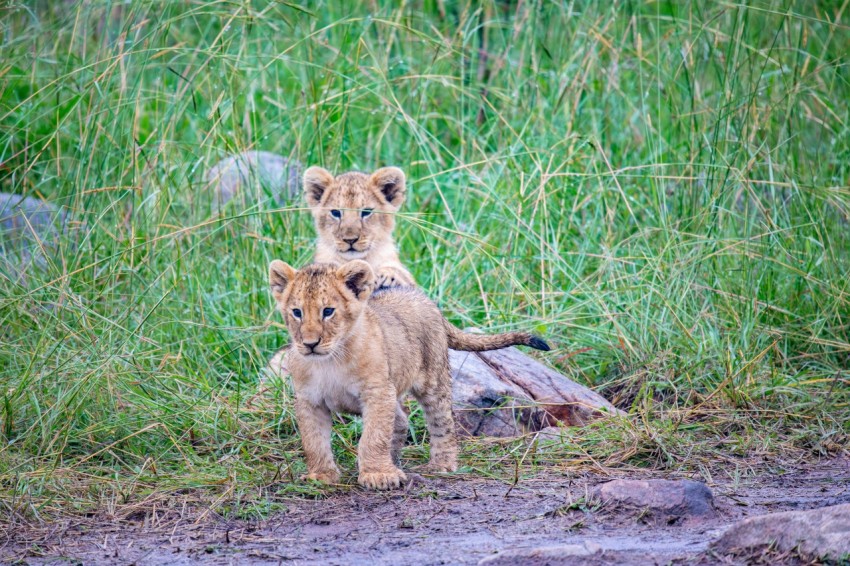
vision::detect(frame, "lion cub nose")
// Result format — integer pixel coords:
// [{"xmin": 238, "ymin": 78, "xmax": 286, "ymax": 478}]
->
[
  {"xmin": 303, "ymin": 339, "xmax": 321, "ymax": 351},
  {"xmin": 343, "ymin": 237, "xmax": 359, "ymax": 245}
]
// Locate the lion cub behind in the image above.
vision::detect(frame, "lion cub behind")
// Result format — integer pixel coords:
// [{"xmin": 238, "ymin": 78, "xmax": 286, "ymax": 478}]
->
[
  {"xmin": 269, "ymin": 260, "xmax": 549, "ymax": 490},
  {"xmin": 304, "ymin": 166, "xmax": 414, "ymax": 289}
]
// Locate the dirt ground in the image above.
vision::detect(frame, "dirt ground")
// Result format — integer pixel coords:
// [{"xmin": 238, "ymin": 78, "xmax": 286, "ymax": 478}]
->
[{"xmin": 3, "ymin": 457, "xmax": 849, "ymax": 565}]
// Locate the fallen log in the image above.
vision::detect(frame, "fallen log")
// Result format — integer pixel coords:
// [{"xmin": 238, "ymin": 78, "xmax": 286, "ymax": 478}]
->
[{"xmin": 451, "ymin": 348, "xmax": 623, "ymax": 437}]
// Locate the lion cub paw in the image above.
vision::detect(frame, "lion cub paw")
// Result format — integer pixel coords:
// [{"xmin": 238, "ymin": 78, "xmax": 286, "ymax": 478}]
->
[
  {"xmin": 358, "ymin": 469, "xmax": 407, "ymax": 490},
  {"xmin": 301, "ymin": 469, "xmax": 341, "ymax": 484},
  {"xmin": 375, "ymin": 267, "xmax": 414, "ymax": 290}
]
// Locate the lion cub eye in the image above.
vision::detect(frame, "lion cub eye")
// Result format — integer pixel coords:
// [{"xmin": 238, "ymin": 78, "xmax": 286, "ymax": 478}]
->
[
  {"xmin": 330, "ymin": 209, "xmax": 342, "ymax": 219},
  {"xmin": 322, "ymin": 307, "xmax": 335, "ymax": 319},
  {"xmin": 291, "ymin": 308, "xmax": 302, "ymax": 319},
  {"xmin": 361, "ymin": 208, "xmax": 373, "ymax": 218}
]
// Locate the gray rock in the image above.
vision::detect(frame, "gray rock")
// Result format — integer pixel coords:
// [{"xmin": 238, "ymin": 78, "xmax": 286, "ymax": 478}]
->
[
  {"xmin": 713, "ymin": 503, "xmax": 850, "ymax": 561},
  {"xmin": 478, "ymin": 542, "xmax": 603, "ymax": 565},
  {"xmin": 0, "ymin": 193, "xmax": 67, "ymax": 245},
  {"xmin": 591, "ymin": 479, "xmax": 715, "ymax": 519},
  {"xmin": 0, "ymin": 193, "xmax": 70, "ymax": 280},
  {"xmin": 205, "ymin": 151, "xmax": 302, "ymax": 208}
]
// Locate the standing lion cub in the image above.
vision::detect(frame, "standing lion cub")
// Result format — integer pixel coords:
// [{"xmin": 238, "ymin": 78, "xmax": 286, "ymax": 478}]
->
[
  {"xmin": 304, "ymin": 166, "xmax": 414, "ymax": 289},
  {"xmin": 269, "ymin": 260, "xmax": 550, "ymax": 489}
]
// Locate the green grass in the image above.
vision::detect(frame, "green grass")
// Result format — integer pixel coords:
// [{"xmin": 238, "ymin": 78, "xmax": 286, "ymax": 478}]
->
[{"xmin": 1, "ymin": 0, "xmax": 848, "ymax": 523}]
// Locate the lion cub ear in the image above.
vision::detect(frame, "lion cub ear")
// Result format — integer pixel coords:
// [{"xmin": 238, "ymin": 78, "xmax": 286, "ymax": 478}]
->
[
  {"xmin": 303, "ymin": 166, "xmax": 335, "ymax": 208},
  {"xmin": 269, "ymin": 260, "xmax": 297, "ymax": 302},
  {"xmin": 370, "ymin": 167, "xmax": 406, "ymax": 209},
  {"xmin": 336, "ymin": 260, "xmax": 375, "ymax": 301}
]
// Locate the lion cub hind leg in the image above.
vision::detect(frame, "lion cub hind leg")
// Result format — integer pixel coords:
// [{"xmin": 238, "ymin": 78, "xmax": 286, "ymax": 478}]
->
[
  {"xmin": 391, "ymin": 402, "xmax": 409, "ymax": 465},
  {"xmin": 414, "ymin": 378, "xmax": 459, "ymax": 474},
  {"xmin": 357, "ymin": 385, "xmax": 408, "ymax": 490},
  {"xmin": 295, "ymin": 398, "xmax": 341, "ymax": 484}
]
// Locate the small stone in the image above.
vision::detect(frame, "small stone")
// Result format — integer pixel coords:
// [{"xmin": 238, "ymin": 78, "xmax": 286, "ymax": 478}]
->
[
  {"xmin": 712, "ymin": 503, "xmax": 850, "ymax": 561},
  {"xmin": 591, "ymin": 479, "xmax": 715, "ymax": 519}
]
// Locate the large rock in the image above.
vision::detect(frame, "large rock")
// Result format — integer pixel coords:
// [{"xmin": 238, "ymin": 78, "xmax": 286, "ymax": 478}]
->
[
  {"xmin": 713, "ymin": 503, "xmax": 850, "ymax": 561},
  {"xmin": 269, "ymin": 346, "xmax": 622, "ymax": 438},
  {"xmin": 205, "ymin": 151, "xmax": 302, "ymax": 209},
  {"xmin": 591, "ymin": 479, "xmax": 715, "ymax": 519},
  {"xmin": 0, "ymin": 193, "xmax": 68, "ymax": 246},
  {"xmin": 451, "ymin": 348, "xmax": 623, "ymax": 437},
  {"xmin": 0, "ymin": 193, "xmax": 71, "ymax": 280}
]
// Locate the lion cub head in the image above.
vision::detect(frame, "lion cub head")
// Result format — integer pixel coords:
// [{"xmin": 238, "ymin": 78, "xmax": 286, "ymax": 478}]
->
[
  {"xmin": 303, "ymin": 166, "xmax": 406, "ymax": 259},
  {"xmin": 269, "ymin": 260, "xmax": 375, "ymax": 359}
]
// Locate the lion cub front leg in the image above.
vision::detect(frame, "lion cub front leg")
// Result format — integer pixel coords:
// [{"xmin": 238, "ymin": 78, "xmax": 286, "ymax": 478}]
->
[
  {"xmin": 294, "ymin": 397, "xmax": 341, "ymax": 484},
  {"xmin": 358, "ymin": 385, "xmax": 407, "ymax": 489},
  {"xmin": 375, "ymin": 264, "xmax": 415, "ymax": 290}
]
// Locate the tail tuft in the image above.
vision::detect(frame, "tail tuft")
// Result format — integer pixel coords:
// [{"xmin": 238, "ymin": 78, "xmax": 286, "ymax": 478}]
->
[
  {"xmin": 444, "ymin": 319, "xmax": 552, "ymax": 352},
  {"xmin": 528, "ymin": 336, "xmax": 551, "ymax": 351}
]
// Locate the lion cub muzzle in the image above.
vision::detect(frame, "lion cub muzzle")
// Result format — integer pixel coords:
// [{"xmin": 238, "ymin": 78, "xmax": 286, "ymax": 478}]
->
[{"xmin": 336, "ymin": 216, "xmax": 368, "ymax": 254}]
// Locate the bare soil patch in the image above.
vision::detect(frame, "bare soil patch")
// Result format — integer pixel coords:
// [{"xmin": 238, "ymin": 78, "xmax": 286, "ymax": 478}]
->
[{"xmin": 4, "ymin": 458, "xmax": 849, "ymax": 565}]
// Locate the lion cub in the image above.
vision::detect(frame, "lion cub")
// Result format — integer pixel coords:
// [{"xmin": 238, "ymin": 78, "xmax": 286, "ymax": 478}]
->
[
  {"xmin": 303, "ymin": 166, "xmax": 414, "ymax": 289},
  {"xmin": 269, "ymin": 260, "xmax": 550, "ymax": 490}
]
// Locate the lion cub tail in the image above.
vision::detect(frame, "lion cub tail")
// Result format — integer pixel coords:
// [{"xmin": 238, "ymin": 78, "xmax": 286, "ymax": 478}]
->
[{"xmin": 443, "ymin": 320, "xmax": 550, "ymax": 352}]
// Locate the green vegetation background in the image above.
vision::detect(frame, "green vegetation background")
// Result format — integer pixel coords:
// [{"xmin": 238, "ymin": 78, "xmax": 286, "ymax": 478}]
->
[{"xmin": 1, "ymin": 1, "xmax": 848, "ymax": 520}]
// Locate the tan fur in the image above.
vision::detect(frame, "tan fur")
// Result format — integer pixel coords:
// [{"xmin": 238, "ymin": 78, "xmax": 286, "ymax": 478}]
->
[
  {"xmin": 269, "ymin": 260, "xmax": 549, "ymax": 490},
  {"xmin": 303, "ymin": 166, "xmax": 415, "ymax": 289}
]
